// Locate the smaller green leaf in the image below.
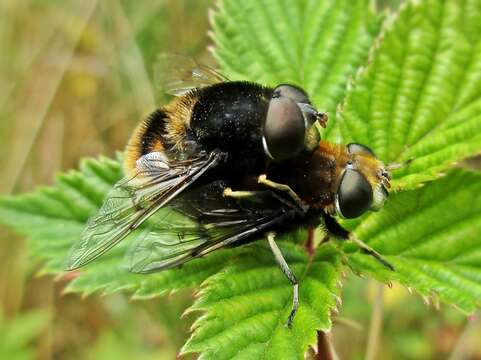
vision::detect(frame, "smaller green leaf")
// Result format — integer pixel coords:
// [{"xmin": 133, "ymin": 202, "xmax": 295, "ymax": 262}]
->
[
  {"xmin": 0, "ymin": 156, "xmax": 230, "ymax": 298},
  {"xmin": 182, "ymin": 242, "xmax": 341, "ymax": 360}
]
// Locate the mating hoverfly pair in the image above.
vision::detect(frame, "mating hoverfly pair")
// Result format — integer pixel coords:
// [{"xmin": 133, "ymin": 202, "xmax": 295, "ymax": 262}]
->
[{"xmin": 66, "ymin": 54, "xmax": 396, "ymax": 328}]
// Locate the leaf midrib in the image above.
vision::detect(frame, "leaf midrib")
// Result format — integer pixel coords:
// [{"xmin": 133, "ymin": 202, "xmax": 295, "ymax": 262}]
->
[{"xmin": 261, "ymin": 252, "xmax": 331, "ymax": 359}]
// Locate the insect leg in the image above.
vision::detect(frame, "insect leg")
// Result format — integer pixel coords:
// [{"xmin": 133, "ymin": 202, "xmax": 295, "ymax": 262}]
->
[
  {"xmin": 323, "ymin": 213, "xmax": 395, "ymax": 271},
  {"xmin": 222, "ymin": 187, "xmax": 265, "ymax": 199},
  {"xmin": 258, "ymin": 174, "xmax": 308, "ymax": 213},
  {"xmin": 224, "ymin": 186, "xmax": 302, "ymax": 214},
  {"xmin": 267, "ymin": 232, "xmax": 299, "ymax": 328},
  {"xmin": 349, "ymin": 235, "xmax": 395, "ymax": 271}
]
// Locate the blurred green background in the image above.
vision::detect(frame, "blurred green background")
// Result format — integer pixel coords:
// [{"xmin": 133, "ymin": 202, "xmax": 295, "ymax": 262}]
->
[{"xmin": 0, "ymin": 0, "xmax": 480, "ymax": 359}]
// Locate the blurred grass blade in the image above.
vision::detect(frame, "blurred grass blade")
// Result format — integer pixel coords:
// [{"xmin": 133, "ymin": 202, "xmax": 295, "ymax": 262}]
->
[
  {"xmin": 99, "ymin": 0, "xmax": 155, "ymax": 114},
  {"xmin": 1, "ymin": 1, "xmax": 98, "ymax": 193},
  {"xmin": 0, "ymin": 309, "xmax": 50, "ymax": 358}
]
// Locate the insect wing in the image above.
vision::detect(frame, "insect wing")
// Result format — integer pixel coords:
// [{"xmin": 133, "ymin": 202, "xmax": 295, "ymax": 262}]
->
[
  {"xmin": 127, "ymin": 182, "xmax": 295, "ymax": 273},
  {"xmin": 65, "ymin": 151, "xmax": 223, "ymax": 270},
  {"xmin": 154, "ymin": 53, "xmax": 228, "ymax": 96}
]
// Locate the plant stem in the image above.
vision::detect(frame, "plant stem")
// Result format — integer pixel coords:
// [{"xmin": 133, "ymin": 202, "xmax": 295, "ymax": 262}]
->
[
  {"xmin": 449, "ymin": 312, "xmax": 480, "ymax": 360},
  {"xmin": 305, "ymin": 226, "xmax": 315, "ymax": 257},
  {"xmin": 365, "ymin": 283, "xmax": 384, "ymax": 360},
  {"xmin": 316, "ymin": 331, "xmax": 338, "ymax": 360}
]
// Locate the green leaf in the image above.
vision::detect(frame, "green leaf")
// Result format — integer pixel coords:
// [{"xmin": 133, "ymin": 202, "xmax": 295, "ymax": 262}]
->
[
  {"xmin": 338, "ymin": 0, "xmax": 481, "ymax": 189},
  {"xmin": 210, "ymin": 0, "xmax": 383, "ymax": 137},
  {"xmin": 0, "ymin": 156, "xmax": 231, "ymax": 298},
  {"xmin": 182, "ymin": 243, "xmax": 341, "ymax": 359},
  {"xmin": 346, "ymin": 169, "xmax": 481, "ymax": 313}
]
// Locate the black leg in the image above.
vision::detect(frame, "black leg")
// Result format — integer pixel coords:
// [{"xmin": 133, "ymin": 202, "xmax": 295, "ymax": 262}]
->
[
  {"xmin": 323, "ymin": 213, "xmax": 395, "ymax": 271},
  {"xmin": 267, "ymin": 232, "xmax": 299, "ymax": 328}
]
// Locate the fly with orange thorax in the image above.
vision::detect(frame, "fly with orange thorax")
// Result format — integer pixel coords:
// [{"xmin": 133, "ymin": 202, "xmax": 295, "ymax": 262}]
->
[{"xmin": 65, "ymin": 54, "xmax": 400, "ymax": 329}]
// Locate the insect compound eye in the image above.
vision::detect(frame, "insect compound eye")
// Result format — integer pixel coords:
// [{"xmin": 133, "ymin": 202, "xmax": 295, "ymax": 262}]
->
[
  {"xmin": 336, "ymin": 169, "xmax": 373, "ymax": 219},
  {"xmin": 347, "ymin": 143, "xmax": 376, "ymax": 157},
  {"xmin": 263, "ymin": 96, "xmax": 305, "ymax": 160},
  {"xmin": 272, "ymin": 84, "xmax": 310, "ymax": 104},
  {"xmin": 273, "ymin": 84, "xmax": 325, "ymax": 129}
]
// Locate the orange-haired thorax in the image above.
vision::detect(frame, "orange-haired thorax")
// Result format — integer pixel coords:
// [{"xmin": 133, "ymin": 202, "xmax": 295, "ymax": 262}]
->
[
  {"xmin": 267, "ymin": 141, "xmax": 384, "ymax": 211},
  {"xmin": 266, "ymin": 141, "xmax": 344, "ymax": 210}
]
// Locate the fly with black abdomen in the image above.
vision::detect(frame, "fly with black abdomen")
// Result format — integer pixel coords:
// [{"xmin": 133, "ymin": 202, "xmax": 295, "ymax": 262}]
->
[{"xmin": 65, "ymin": 54, "xmax": 395, "ymax": 328}]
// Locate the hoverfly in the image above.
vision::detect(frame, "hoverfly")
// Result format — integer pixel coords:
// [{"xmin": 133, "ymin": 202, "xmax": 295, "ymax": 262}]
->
[{"xmin": 66, "ymin": 55, "xmax": 393, "ymax": 328}]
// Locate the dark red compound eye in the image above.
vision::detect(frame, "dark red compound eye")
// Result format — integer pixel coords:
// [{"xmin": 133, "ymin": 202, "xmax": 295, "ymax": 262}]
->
[{"xmin": 264, "ymin": 96, "xmax": 305, "ymax": 160}]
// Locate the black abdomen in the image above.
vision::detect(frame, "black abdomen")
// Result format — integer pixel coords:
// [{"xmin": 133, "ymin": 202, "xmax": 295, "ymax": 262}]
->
[{"xmin": 191, "ymin": 81, "xmax": 272, "ymax": 156}]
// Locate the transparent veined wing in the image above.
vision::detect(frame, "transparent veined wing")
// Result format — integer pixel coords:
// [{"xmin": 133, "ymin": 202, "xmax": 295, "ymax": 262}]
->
[
  {"xmin": 126, "ymin": 181, "xmax": 297, "ymax": 273},
  {"xmin": 154, "ymin": 53, "xmax": 228, "ymax": 96},
  {"xmin": 65, "ymin": 150, "xmax": 225, "ymax": 270}
]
